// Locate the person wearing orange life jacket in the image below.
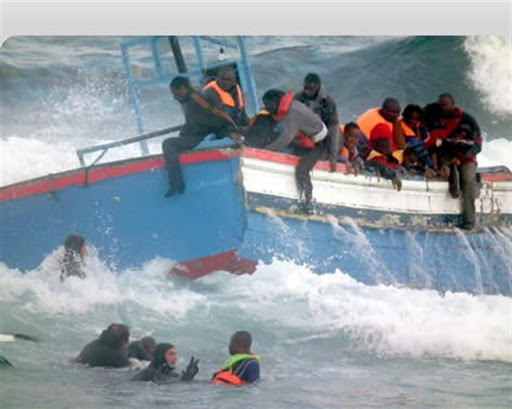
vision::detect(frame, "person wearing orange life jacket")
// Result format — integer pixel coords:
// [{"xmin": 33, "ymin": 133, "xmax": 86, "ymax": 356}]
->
[
  {"xmin": 339, "ymin": 122, "xmax": 364, "ymax": 174},
  {"xmin": 203, "ymin": 66, "xmax": 249, "ymax": 130},
  {"xmin": 212, "ymin": 331, "xmax": 260, "ymax": 386},
  {"xmin": 356, "ymin": 97, "xmax": 401, "ymax": 154},
  {"xmin": 261, "ymin": 89, "xmax": 328, "ymax": 215}
]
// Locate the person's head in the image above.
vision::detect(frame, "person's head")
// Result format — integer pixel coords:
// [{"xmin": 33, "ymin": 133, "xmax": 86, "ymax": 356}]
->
[
  {"xmin": 217, "ymin": 66, "xmax": 237, "ymax": 91},
  {"xmin": 380, "ymin": 97, "xmax": 401, "ymax": 122},
  {"xmin": 424, "ymin": 102, "xmax": 444, "ymax": 130},
  {"xmin": 402, "ymin": 104, "xmax": 424, "ymax": 128},
  {"xmin": 150, "ymin": 343, "xmax": 176, "ymax": 369},
  {"xmin": 453, "ymin": 124, "xmax": 472, "ymax": 140},
  {"xmin": 343, "ymin": 122, "xmax": 361, "ymax": 150},
  {"xmin": 64, "ymin": 234, "xmax": 87, "ymax": 259},
  {"xmin": 438, "ymin": 93, "xmax": 455, "ymax": 114},
  {"xmin": 99, "ymin": 323, "xmax": 130, "ymax": 351},
  {"xmin": 228, "ymin": 331, "xmax": 252, "ymax": 355},
  {"xmin": 374, "ymin": 137, "xmax": 392, "ymax": 156},
  {"xmin": 141, "ymin": 336, "xmax": 156, "ymax": 357},
  {"xmin": 170, "ymin": 76, "xmax": 192, "ymax": 102},
  {"xmin": 262, "ymin": 89, "xmax": 285, "ymax": 115},
  {"xmin": 302, "ymin": 72, "xmax": 321, "ymax": 98},
  {"xmin": 402, "ymin": 147, "xmax": 418, "ymax": 167}
]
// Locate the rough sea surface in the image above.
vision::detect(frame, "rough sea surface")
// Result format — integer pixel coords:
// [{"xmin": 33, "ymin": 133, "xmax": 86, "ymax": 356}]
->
[{"xmin": 1, "ymin": 36, "xmax": 511, "ymax": 408}]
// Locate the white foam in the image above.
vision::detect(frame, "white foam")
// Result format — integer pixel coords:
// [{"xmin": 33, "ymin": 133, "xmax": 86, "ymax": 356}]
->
[
  {"xmin": 3, "ymin": 256, "xmax": 509, "ymax": 362},
  {"xmin": 463, "ymin": 36, "xmax": 512, "ymax": 117}
]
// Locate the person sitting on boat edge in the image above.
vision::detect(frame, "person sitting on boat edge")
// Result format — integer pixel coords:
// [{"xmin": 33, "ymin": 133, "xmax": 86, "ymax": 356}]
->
[
  {"xmin": 132, "ymin": 343, "xmax": 199, "ymax": 383},
  {"xmin": 261, "ymin": 88, "xmax": 328, "ymax": 215},
  {"xmin": 339, "ymin": 122, "xmax": 364, "ymax": 175},
  {"xmin": 60, "ymin": 234, "xmax": 87, "ymax": 282},
  {"xmin": 162, "ymin": 76, "xmax": 243, "ymax": 198},
  {"xmin": 212, "ymin": 331, "xmax": 260, "ymax": 386},
  {"xmin": 127, "ymin": 336, "xmax": 156, "ymax": 361},
  {"xmin": 356, "ymin": 97, "xmax": 401, "ymax": 154},
  {"xmin": 75, "ymin": 323, "xmax": 131, "ymax": 368},
  {"xmin": 426, "ymin": 93, "xmax": 482, "ymax": 230},
  {"xmin": 203, "ymin": 65, "xmax": 249, "ymax": 131}
]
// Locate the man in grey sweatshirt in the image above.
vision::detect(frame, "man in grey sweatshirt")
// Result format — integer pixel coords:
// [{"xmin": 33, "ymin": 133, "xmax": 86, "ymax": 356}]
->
[{"xmin": 261, "ymin": 89, "xmax": 328, "ymax": 214}]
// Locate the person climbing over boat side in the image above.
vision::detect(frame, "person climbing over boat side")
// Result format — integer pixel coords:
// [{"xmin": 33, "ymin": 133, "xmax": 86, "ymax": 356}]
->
[
  {"xmin": 162, "ymin": 76, "xmax": 243, "ymax": 198},
  {"xmin": 260, "ymin": 88, "xmax": 328, "ymax": 214},
  {"xmin": 365, "ymin": 137, "xmax": 402, "ymax": 191},
  {"xmin": 203, "ymin": 65, "xmax": 249, "ymax": 130},
  {"xmin": 212, "ymin": 331, "xmax": 260, "ymax": 386},
  {"xmin": 356, "ymin": 97, "xmax": 401, "ymax": 154},
  {"xmin": 60, "ymin": 234, "xmax": 87, "ymax": 282},
  {"xmin": 339, "ymin": 122, "xmax": 364, "ymax": 175},
  {"xmin": 427, "ymin": 93, "xmax": 482, "ymax": 230},
  {"xmin": 293, "ymin": 73, "xmax": 341, "ymax": 213},
  {"xmin": 132, "ymin": 343, "xmax": 199, "ymax": 382},
  {"xmin": 294, "ymin": 73, "xmax": 341, "ymax": 172},
  {"xmin": 75, "ymin": 323, "xmax": 131, "ymax": 368},
  {"xmin": 127, "ymin": 336, "xmax": 156, "ymax": 361}
]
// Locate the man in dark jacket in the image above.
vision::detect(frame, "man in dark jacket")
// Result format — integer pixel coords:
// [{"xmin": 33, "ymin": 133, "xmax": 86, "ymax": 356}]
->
[
  {"xmin": 436, "ymin": 93, "xmax": 482, "ymax": 229},
  {"xmin": 75, "ymin": 323, "xmax": 130, "ymax": 368},
  {"xmin": 162, "ymin": 76, "xmax": 242, "ymax": 198}
]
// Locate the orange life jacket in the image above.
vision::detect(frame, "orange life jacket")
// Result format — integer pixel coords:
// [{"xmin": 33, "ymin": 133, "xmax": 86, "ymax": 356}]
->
[
  {"xmin": 204, "ymin": 81, "xmax": 244, "ymax": 109},
  {"xmin": 356, "ymin": 107, "xmax": 393, "ymax": 140},
  {"xmin": 276, "ymin": 92, "xmax": 294, "ymax": 121},
  {"xmin": 211, "ymin": 371, "xmax": 248, "ymax": 386}
]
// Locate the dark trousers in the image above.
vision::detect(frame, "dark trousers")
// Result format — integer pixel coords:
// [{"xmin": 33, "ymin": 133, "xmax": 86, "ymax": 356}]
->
[
  {"xmin": 459, "ymin": 161, "xmax": 477, "ymax": 226},
  {"xmin": 294, "ymin": 145, "xmax": 326, "ymax": 204},
  {"xmin": 162, "ymin": 134, "xmax": 205, "ymax": 194}
]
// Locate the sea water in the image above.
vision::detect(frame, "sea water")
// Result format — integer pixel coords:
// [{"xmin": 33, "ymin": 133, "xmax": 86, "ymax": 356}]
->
[{"xmin": 1, "ymin": 36, "xmax": 511, "ymax": 408}]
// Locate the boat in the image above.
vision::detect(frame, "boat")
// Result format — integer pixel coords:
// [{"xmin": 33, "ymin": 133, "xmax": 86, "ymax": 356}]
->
[{"xmin": 1, "ymin": 36, "xmax": 511, "ymax": 296}]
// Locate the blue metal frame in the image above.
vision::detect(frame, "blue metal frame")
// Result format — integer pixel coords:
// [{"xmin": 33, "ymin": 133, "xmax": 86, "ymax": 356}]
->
[{"xmin": 120, "ymin": 35, "xmax": 260, "ymax": 157}]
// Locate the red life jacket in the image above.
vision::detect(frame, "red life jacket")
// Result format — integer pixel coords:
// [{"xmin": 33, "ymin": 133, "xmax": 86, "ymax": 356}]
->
[
  {"xmin": 294, "ymin": 132, "xmax": 315, "ymax": 150},
  {"xmin": 211, "ymin": 371, "xmax": 248, "ymax": 386},
  {"xmin": 276, "ymin": 92, "xmax": 294, "ymax": 121},
  {"xmin": 424, "ymin": 107, "xmax": 463, "ymax": 149}
]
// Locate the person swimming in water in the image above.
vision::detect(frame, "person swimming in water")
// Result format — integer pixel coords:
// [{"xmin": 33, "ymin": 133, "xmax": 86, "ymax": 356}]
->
[
  {"xmin": 127, "ymin": 336, "xmax": 156, "ymax": 361},
  {"xmin": 131, "ymin": 343, "xmax": 199, "ymax": 383},
  {"xmin": 75, "ymin": 323, "xmax": 131, "ymax": 368},
  {"xmin": 60, "ymin": 234, "xmax": 87, "ymax": 281}
]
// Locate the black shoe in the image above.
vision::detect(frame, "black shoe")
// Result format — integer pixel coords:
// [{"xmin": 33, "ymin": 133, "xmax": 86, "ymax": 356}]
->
[
  {"xmin": 164, "ymin": 183, "xmax": 185, "ymax": 198},
  {"xmin": 298, "ymin": 201, "xmax": 314, "ymax": 215},
  {"xmin": 458, "ymin": 221, "xmax": 475, "ymax": 230}
]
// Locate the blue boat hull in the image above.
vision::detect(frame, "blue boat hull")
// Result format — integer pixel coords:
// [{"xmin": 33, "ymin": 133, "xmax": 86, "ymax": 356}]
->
[{"xmin": 1, "ymin": 149, "xmax": 510, "ymax": 296}]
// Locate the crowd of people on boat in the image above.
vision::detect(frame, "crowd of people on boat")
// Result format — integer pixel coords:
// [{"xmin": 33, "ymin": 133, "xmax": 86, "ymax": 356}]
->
[{"xmin": 162, "ymin": 66, "xmax": 482, "ymax": 230}]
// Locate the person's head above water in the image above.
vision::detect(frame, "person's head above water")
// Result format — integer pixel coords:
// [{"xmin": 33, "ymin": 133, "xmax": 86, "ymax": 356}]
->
[
  {"xmin": 99, "ymin": 323, "xmax": 130, "ymax": 351},
  {"xmin": 141, "ymin": 336, "xmax": 156, "ymax": 356},
  {"xmin": 228, "ymin": 331, "xmax": 252, "ymax": 355},
  {"xmin": 150, "ymin": 343, "xmax": 177, "ymax": 369},
  {"xmin": 64, "ymin": 234, "xmax": 87, "ymax": 258}
]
